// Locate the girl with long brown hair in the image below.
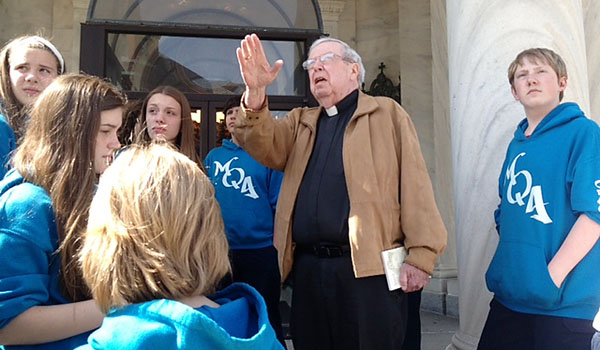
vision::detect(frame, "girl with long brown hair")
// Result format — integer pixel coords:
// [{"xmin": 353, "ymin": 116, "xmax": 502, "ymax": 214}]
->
[
  {"xmin": 0, "ymin": 74, "xmax": 126, "ymax": 348},
  {"xmin": 135, "ymin": 85, "xmax": 203, "ymax": 168}
]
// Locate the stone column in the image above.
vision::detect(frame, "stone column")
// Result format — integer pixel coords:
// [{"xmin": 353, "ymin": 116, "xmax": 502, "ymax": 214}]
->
[
  {"xmin": 584, "ymin": 0, "xmax": 600, "ymax": 121},
  {"xmin": 399, "ymin": 0, "xmax": 458, "ymax": 315},
  {"xmin": 398, "ymin": 0, "xmax": 434, "ymax": 170},
  {"xmin": 72, "ymin": 0, "xmax": 91, "ymax": 72},
  {"xmin": 430, "ymin": 0, "xmax": 458, "ymax": 316},
  {"xmin": 446, "ymin": 2, "xmax": 589, "ymax": 349},
  {"xmin": 52, "ymin": 0, "xmax": 74, "ymax": 72},
  {"xmin": 356, "ymin": 0, "xmax": 399, "ymax": 86},
  {"xmin": 319, "ymin": 1, "xmax": 347, "ymax": 38}
]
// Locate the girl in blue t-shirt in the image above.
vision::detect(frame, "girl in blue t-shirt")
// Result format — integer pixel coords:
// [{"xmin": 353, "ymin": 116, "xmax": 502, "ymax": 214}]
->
[{"xmin": 0, "ymin": 35, "xmax": 65, "ymax": 179}]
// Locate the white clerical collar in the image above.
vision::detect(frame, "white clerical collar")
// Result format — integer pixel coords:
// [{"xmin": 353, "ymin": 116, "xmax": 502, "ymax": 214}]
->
[{"xmin": 325, "ymin": 105, "xmax": 338, "ymax": 117}]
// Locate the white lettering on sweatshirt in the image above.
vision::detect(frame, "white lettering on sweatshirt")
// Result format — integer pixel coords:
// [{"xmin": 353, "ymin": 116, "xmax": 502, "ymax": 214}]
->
[
  {"xmin": 505, "ymin": 152, "xmax": 553, "ymax": 224},
  {"xmin": 212, "ymin": 157, "xmax": 259, "ymax": 199}
]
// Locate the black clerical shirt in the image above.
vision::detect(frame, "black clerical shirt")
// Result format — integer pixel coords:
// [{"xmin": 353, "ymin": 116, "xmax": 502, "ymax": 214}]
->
[{"xmin": 292, "ymin": 89, "xmax": 359, "ymax": 246}]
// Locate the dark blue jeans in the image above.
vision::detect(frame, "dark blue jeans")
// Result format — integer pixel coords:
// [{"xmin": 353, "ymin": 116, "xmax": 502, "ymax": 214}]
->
[
  {"xmin": 224, "ymin": 246, "xmax": 285, "ymax": 347},
  {"xmin": 478, "ymin": 298, "xmax": 594, "ymax": 350}
]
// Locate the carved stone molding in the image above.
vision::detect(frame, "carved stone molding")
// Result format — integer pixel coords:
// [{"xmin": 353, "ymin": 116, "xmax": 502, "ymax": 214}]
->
[
  {"xmin": 72, "ymin": 0, "xmax": 90, "ymax": 10},
  {"xmin": 319, "ymin": 0, "xmax": 346, "ymax": 22}
]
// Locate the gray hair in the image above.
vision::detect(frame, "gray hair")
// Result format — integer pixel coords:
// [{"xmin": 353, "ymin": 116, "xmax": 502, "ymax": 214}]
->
[{"xmin": 308, "ymin": 37, "xmax": 365, "ymax": 86}]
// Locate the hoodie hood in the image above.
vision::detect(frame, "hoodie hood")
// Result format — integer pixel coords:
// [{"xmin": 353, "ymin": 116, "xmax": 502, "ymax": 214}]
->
[
  {"xmin": 514, "ymin": 103, "xmax": 585, "ymax": 141},
  {"xmin": 0, "ymin": 168, "xmax": 23, "ymax": 196},
  {"xmin": 78, "ymin": 283, "xmax": 283, "ymax": 350},
  {"xmin": 0, "ymin": 113, "xmax": 17, "ymax": 179},
  {"xmin": 222, "ymin": 138, "xmax": 242, "ymax": 151}
]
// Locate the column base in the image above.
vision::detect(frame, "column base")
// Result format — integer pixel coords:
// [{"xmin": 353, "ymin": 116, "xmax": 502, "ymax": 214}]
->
[
  {"xmin": 422, "ymin": 276, "xmax": 459, "ymax": 316},
  {"xmin": 446, "ymin": 330, "xmax": 479, "ymax": 350}
]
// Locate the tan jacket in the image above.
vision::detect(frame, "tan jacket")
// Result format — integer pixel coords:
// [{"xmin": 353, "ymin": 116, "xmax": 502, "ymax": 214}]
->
[{"xmin": 236, "ymin": 91, "xmax": 447, "ymax": 280}]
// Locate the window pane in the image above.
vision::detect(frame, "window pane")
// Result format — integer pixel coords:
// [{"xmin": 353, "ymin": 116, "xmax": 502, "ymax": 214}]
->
[
  {"xmin": 89, "ymin": 0, "xmax": 320, "ymax": 30},
  {"xmin": 217, "ymin": 109, "xmax": 289, "ymax": 123},
  {"xmin": 191, "ymin": 109, "xmax": 201, "ymax": 124},
  {"xmin": 106, "ymin": 34, "xmax": 306, "ymax": 96}
]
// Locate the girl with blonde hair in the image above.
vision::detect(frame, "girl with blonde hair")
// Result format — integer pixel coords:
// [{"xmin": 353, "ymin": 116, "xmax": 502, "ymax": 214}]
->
[
  {"xmin": 0, "ymin": 34, "xmax": 65, "ymax": 178},
  {"xmin": 0, "ymin": 74, "xmax": 125, "ymax": 348},
  {"xmin": 205, "ymin": 95, "xmax": 285, "ymax": 346},
  {"xmin": 77, "ymin": 144, "xmax": 283, "ymax": 350}
]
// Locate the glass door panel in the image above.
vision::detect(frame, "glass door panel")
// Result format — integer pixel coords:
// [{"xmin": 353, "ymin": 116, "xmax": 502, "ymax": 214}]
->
[{"xmin": 106, "ymin": 34, "xmax": 306, "ymax": 96}]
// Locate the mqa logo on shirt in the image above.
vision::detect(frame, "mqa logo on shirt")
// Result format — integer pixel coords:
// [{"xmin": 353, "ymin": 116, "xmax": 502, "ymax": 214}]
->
[
  {"xmin": 211, "ymin": 157, "xmax": 259, "ymax": 199},
  {"xmin": 505, "ymin": 152, "xmax": 553, "ymax": 224}
]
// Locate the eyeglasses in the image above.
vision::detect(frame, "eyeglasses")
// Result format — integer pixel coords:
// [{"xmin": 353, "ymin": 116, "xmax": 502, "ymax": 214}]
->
[{"xmin": 302, "ymin": 52, "xmax": 353, "ymax": 71}]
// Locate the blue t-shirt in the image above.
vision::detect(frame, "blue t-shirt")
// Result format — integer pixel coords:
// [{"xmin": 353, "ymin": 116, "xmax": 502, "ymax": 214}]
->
[
  {"xmin": 486, "ymin": 103, "xmax": 600, "ymax": 320},
  {"xmin": 0, "ymin": 114, "xmax": 16, "ymax": 180}
]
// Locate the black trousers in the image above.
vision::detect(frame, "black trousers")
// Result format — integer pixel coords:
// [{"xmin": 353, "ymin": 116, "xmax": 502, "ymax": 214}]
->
[
  {"xmin": 478, "ymin": 298, "xmax": 595, "ymax": 350},
  {"xmin": 402, "ymin": 289, "xmax": 423, "ymax": 350},
  {"xmin": 290, "ymin": 251, "xmax": 407, "ymax": 350},
  {"xmin": 227, "ymin": 246, "xmax": 285, "ymax": 347}
]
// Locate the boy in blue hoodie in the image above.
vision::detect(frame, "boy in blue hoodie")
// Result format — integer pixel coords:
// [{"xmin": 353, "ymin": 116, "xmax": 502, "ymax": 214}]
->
[
  {"xmin": 204, "ymin": 96, "xmax": 285, "ymax": 346},
  {"xmin": 478, "ymin": 48, "xmax": 600, "ymax": 349}
]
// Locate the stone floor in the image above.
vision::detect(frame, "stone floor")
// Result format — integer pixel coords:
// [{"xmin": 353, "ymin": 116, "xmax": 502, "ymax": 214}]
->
[
  {"xmin": 283, "ymin": 310, "xmax": 459, "ymax": 350},
  {"xmin": 421, "ymin": 310, "xmax": 459, "ymax": 349}
]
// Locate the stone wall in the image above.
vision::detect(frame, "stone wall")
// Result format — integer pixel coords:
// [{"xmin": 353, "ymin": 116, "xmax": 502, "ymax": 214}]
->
[
  {"xmin": 0, "ymin": 0, "xmax": 54, "ymax": 43},
  {"xmin": 0, "ymin": 0, "xmax": 90, "ymax": 73},
  {"xmin": 584, "ymin": 0, "xmax": 600, "ymax": 121}
]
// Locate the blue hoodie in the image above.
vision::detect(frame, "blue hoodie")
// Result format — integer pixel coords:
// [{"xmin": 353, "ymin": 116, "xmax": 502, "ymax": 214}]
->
[
  {"xmin": 204, "ymin": 139, "xmax": 283, "ymax": 249},
  {"xmin": 0, "ymin": 170, "xmax": 91, "ymax": 349},
  {"xmin": 486, "ymin": 102, "xmax": 600, "ymax": 320},
  {"xmin": 0, "ymin": 114, "xmax": 16, "ymax": 180},
  {"xmin": 75, "ymin": 283, "xmax": 284, "ymax": 350}
]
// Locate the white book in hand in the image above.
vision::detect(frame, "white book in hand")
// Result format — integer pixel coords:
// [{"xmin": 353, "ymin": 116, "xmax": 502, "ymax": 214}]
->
[{"xmin": 381, "ymin": 246, "xmax": 408, "ymax": 291}]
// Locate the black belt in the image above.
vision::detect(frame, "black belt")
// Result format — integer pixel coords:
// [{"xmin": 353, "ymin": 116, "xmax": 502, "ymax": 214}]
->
[{"xmin": 296, "ymin": 244, "xmax": 351, "ymax": 258}]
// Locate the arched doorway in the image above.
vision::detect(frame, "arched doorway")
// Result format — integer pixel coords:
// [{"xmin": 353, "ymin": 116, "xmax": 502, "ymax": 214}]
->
[{"xmin": 80, "ymin": 0, "xmax": 323, "ymax": 157}]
